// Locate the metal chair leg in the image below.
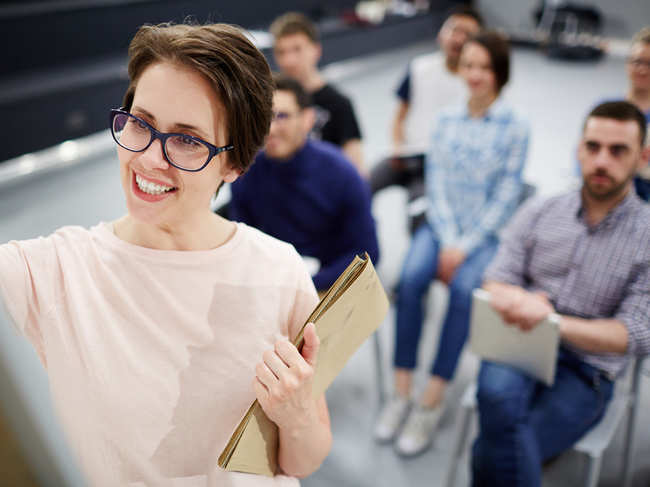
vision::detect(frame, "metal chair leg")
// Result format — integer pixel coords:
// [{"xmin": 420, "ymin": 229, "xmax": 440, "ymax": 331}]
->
[
  {"xmin": 373, "ymin": 331, "xmax": 386, "ymax": 404},
  {"xmin": 444, "ymin": 404, "xmax": 474, "ymax": 487},
  {"xmin": 621, "ymin": 358, "xmax": 643, "ymax": 487},
  {"xmin": 584, "ymin": 453, "xmax": 602, "ymax": 487}
]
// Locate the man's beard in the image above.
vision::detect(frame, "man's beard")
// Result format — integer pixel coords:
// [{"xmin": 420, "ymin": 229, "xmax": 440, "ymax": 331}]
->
[{"xmin": 583, "ymin": 170, "xmax": 633, "ymax": 201}]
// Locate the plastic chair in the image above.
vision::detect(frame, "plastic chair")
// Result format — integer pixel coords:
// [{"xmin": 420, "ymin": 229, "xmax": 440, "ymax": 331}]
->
[{"xmin": 444, "ymin": 356, "xmax": 647, "ymax": 487}]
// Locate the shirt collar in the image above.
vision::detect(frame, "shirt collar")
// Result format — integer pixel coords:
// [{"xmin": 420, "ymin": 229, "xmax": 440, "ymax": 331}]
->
[
  {"xmin": 576, "ymin": 186, "xmax": 641, "ymax": 229},
  {"xmin": 461, "ymin": 96, "xmax": 507, "ymax": 121},
  {"xmin": 261, "ymin": 139, "xmax": 311, "ymax": 171}
]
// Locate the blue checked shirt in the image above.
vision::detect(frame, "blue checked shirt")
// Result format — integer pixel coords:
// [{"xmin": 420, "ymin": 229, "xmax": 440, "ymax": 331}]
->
[
  {"xmin": 425, "ymin": 100, "xmax": 530, "ymax": 254},
  {"xmin": 485, "ymin": 189, "xmax": 650, "ymax": 379}
]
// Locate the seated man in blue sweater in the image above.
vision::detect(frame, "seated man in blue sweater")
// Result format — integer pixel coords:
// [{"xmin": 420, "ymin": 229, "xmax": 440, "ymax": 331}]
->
[{"xmin": 230, "ymin": 75, "xmax": 379, "ymax": 291}]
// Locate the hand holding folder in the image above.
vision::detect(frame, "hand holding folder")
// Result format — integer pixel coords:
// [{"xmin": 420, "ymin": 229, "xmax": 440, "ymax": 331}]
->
[
  {"xmin": 251, "ymin": 322, "xmax": 321, "ymax": 437},
  {"xmin": 218, "ymin": 253, "xmax": 389, "ymax": 476}
]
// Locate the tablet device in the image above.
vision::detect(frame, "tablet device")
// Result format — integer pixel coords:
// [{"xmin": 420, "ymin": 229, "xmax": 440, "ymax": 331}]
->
[{"xmin": 469, "ymin": 288, "xmax": 560, "ymax": 386}]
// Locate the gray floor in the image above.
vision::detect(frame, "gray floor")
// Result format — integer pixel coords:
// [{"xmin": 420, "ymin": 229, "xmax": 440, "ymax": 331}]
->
[{"xmin": 0, "ymin": 40, "xmax": 648, "ymax": 486}]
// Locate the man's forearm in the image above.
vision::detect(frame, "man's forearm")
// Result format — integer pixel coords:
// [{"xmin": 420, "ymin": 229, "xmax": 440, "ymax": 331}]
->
[
  {"xmin": 558, "ymin": 316, "xmax": 628, "ymax": 355},
  {"xmin": 342, "ymin": 139, "xmax": 365, "ymax": 176},
  {"xmin": 483, "ymin": 280, "xmax": 520, "ymax": 296},
  {"xmin": 391, "ymin": 101, "xmax": 409, "ymax": 147},
  {"xmin": 483, "ymin": 281, "xmax": 627, "ymax": 352}
]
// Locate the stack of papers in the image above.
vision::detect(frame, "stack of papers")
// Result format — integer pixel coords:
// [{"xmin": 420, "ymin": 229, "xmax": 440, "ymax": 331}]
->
[{"xmin": 218, "ymin": 253, "xmax": 389, "ymax": 476}]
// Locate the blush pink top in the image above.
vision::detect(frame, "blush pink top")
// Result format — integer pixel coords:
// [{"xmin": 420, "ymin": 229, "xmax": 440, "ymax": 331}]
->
[{"xmin": 0, "ymin": 222, "xmax": 318, "ymax": 486}]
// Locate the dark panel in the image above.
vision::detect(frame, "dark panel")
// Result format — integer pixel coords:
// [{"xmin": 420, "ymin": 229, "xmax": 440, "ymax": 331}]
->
[
  {"xmin": 3, "ymin": 78, "xmax": 128, "ymax": 160},
  {"xmin": 1, "ymin": 1, "xmax": 441, "ymax": 162},
  {"xmin": 1, "ymin": 0, "xmax": 358, "ymax": 77}
]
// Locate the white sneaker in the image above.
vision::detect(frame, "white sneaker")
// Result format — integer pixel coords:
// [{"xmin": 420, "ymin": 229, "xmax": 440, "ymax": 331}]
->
[
  {"xmin": 374, "ymin": 395, "xmax": 411, "ymax": 443},
  {"xmin": 395, "ymin": 404, "xmax": 443, "ymax": 456}
]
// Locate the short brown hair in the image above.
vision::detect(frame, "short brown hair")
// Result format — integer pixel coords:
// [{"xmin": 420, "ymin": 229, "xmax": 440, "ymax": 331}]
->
[
  {"xmin": 632, "ymin": 26, "xmax": 650, "ymax": 45},
  {"xmin": 467, "ymin": 31, "xmax": 510, "ymax": 92},
  {"xmin": 270, "ymin": 12, "xmax": 319, "ymax": 43},
  {"xmin": 273, "ymin": 73, "xmax": 312, "ymax": 109},
  {"xmin": 587, "ymin": 101, "xmax": 647, "ymax": 147},
  {"xmin": 445, "ymin": 4, "xmax": 484, "ymax": 27},
  {"xmin": 123, "ymin": 22, "xmax": 273, "ymax": 173}
]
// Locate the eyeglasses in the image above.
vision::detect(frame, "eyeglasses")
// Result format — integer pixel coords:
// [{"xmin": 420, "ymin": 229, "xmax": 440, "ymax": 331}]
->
[
  {"xmin": 627, "ymin": 58, "xmax": 650, "ymax": 70},
  {"xmin": 109, "ymin": 109, "xmax": 234, "ymax": 172},
  {"xmin": 272, "ymin": 111, "xmax": 300, "ymax": 123}
]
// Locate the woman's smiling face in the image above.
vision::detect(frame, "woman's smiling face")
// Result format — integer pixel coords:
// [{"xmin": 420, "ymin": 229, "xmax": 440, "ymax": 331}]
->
[
  {"xmin": 117, "ymin": 62, "xmax": 239, "ymax": 228},
  {"xmin": 459, "ymin": 41, "xmax": 498, "ymax": 100}
]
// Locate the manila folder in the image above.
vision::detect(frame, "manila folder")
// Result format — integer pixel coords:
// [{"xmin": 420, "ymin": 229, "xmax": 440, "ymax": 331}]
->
[{"xmin": 218, "ymin": 253, "xmax": 389, "ymax": 476}]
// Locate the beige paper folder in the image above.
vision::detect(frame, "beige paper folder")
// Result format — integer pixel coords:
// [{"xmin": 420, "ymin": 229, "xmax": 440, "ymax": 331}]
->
[{"xmin": 218, "ymin": 253, "xmax": 389, "ymax": 476}]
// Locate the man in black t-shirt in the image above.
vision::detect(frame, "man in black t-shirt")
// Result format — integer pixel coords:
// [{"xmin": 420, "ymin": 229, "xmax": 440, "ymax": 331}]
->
[{"xmin": 270, "ymin": 12, "xmax": 365, "ymax": 176}]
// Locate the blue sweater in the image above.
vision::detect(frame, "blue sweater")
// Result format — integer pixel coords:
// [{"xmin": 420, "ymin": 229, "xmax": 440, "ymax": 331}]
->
[{"xmin": 230, "ymin": 140, "xmax": 379, "ymax": 290}]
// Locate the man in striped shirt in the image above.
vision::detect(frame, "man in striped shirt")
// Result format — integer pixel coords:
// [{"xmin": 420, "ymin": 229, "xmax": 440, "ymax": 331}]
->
[{"xmin": 472, "ymin": 101, "xmax": 650, "ymax": 487}]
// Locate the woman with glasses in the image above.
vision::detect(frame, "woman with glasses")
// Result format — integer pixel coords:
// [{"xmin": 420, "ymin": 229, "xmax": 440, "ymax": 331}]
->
[
  {"xmin": 0, "ymin": 23, "xmax": 331, "ymax": 486},
  {"xmin": 576, "ymin": 27, "xmax": 650, "ymax": 201},
  {"xmin": 626, "ymin": 27, "xmax": 650, "ymax": 201},
  {"xmin": 626, "ymin": 27, "xmax": 650, "ymax": 122},
  {"xmin": 374, "ymin": 31, "xmax": 530, "ymax": 457}
]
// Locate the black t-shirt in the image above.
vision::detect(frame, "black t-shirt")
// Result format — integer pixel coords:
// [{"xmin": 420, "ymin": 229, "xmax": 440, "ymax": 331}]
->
[{"xmin": 311, "ymin": 84, "xmax": 362, "ymax": 147}]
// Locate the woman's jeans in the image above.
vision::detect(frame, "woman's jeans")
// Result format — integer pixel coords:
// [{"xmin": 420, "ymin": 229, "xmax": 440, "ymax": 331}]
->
[
  {"xmin": 471, "ymin": 349, "xmax": 614, "ymax": 487},
  {"xmin": 393, "ymin": 223, "xmax": 498, "ymax": 380}
]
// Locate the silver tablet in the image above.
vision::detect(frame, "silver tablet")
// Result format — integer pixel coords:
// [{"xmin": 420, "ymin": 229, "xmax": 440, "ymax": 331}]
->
[{"xmin": 469, "ymin": 288, "xmax": 560, "ymax": 386}]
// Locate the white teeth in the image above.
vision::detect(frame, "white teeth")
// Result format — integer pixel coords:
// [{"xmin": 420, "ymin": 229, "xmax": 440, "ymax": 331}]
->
[{"xmin": 135, "ymin": 174, "xmax": 174, "ymax": 195}]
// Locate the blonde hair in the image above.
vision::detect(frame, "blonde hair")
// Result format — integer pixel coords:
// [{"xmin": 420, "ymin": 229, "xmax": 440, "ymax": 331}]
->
[{"xmin": 632, "ymin": 26, "xmax": 650, "ymax": 45}]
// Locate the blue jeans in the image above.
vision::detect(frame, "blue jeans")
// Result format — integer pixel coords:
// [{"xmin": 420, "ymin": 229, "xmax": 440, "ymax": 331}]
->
[
  {"xmin": 471, "ymin": 349, "xmax": 614, "ymax": 487},
  {"xmin": 393, "ymin": 223, "xmax": 498, "ymax": 380}
]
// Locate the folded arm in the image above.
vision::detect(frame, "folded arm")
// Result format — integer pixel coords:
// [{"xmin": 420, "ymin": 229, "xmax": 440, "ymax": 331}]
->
[{"xmin": 484, "ymin": 280, "xmax": 629, "ymax": 355}]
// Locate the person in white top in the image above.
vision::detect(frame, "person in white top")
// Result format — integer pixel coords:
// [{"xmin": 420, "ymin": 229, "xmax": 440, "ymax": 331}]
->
[
  {"xmin": 392, "ymin": 6, "xmax": 484, "ymax": 152},
  {"xmin": 369, "ymin": 5, "xmax": 484, "ymax": 231},
  {"xmin": 0, "ymin": 23, "xmax": 331, "ymax": 486}
]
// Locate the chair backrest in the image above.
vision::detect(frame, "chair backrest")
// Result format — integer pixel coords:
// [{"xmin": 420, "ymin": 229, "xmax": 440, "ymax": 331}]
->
[
  {"xmin": 630, "ymin": 355, "xmax": 647, "ymax": 396},
  {"xmin": 519, "ymin": 182, "xmax": 536, "ymax": 207}
]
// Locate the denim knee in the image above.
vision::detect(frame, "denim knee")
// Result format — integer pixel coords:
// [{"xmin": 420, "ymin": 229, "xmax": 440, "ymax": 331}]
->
[
  {"xmin": 398, "ymin": 266, "xmax": 432, "ymax": 298},
  {"xmin": 476, "ymin": 362, "xmax": 533, "ymax": 434},
  {"xmin": 447, "ymin": 278, "xmax": 473, "ymax": 307},
  {"xmin": 447, "ymin": 255, "xmax": 490, "ymax": 307}
]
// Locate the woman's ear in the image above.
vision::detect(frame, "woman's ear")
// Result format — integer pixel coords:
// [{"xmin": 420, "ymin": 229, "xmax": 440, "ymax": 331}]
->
[{"xmin": 221, "ymin": 165, "xmax": 241, "ymax": 184}]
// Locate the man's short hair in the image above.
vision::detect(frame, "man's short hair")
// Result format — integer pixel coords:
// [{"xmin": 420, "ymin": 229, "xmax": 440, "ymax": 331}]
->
[
  {"xmin": 444, "ymin": 4, "xmax": 485, "ymax": 28},
  {"xmin": 632, "ymin": 26, "xmax": 650, "ymax": 45},
  {"xmin": 468, "ymin": 31, "xmax": 510, "ymax": 92},
  {"xmin": 273, "ymin": 73, "xmax": 313, "ymax": 109},
  {"xmin": 586, "ymin": 101, "xmax": 647, "ymax": 146},
  {"xmin": 270, "ymin": 12, "xmax": 319, "ymax": 43}
]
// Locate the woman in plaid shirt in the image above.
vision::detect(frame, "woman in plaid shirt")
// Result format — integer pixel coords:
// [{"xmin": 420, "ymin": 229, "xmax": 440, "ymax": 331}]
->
[{"xmin": 374, "ymin": 31, "xmax": 530, "ymax": 456}]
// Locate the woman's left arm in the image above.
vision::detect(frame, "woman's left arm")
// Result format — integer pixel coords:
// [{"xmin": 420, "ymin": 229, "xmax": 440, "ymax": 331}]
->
[{"xmin": 253, "ymin": 323, "xmax": 332, "ymax": 478}]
